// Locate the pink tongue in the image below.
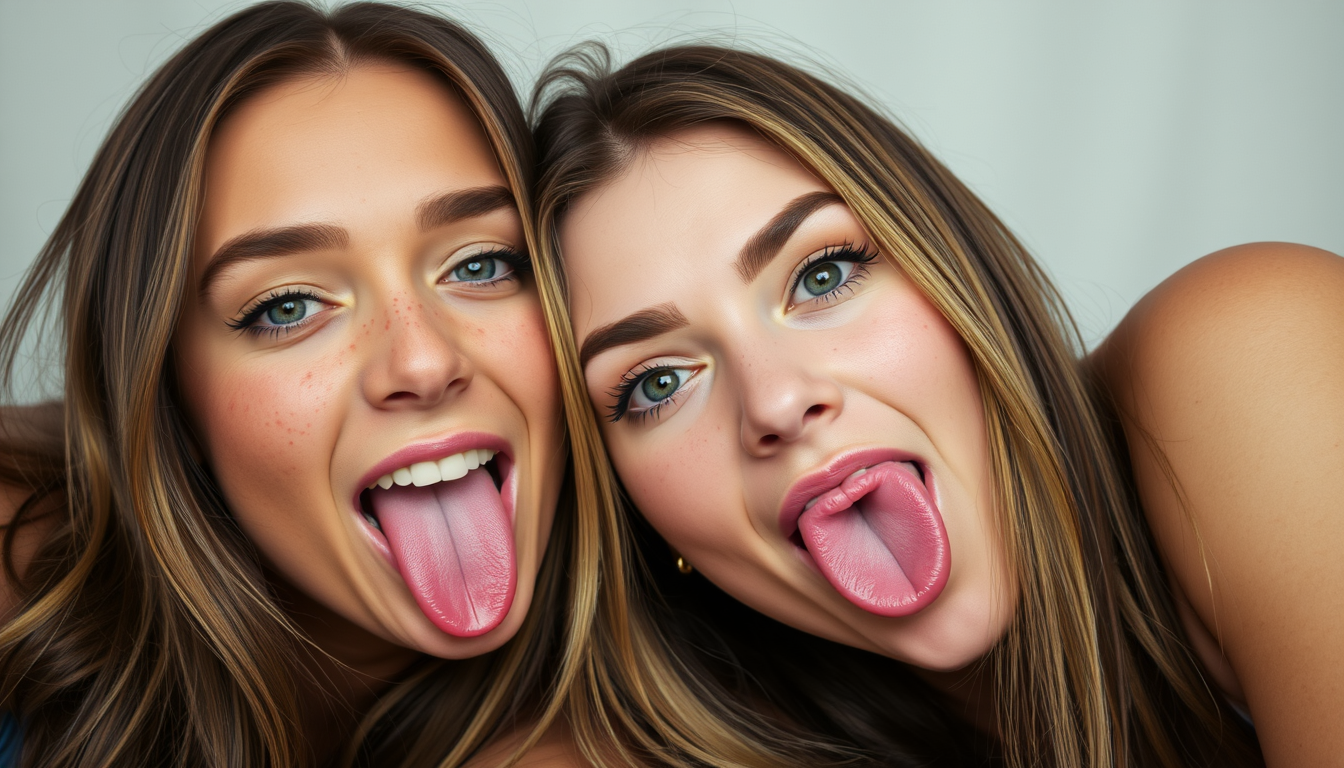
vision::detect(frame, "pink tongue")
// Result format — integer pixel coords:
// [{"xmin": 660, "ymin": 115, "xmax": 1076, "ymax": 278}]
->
[
  {"xmin": 370, "ymin": 468, "xmax": 514, "ymax": 637},
  {"xmin": 798, "ymin": 461, "xmax": 950, "ymax": 617}
]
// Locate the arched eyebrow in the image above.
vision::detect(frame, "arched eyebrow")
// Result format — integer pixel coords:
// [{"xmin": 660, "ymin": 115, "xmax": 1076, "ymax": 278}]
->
[
  {"xmin": 198, "ymin": 223, "xmax": 347, "ymax": 298},
  {"xmin": 416, "ymin": 184, "xmax": 515, "ymax": 231},
  {"xmin": 732, "ymin": 190, "xmax": 843, "ymax": 283},
  {"xmin": 579, "ymin": 303, "xmax": 689, "ymax": 369},
  {"xmin": 197, "ymin": 185, "xmax": 515, "ymax": 299}
]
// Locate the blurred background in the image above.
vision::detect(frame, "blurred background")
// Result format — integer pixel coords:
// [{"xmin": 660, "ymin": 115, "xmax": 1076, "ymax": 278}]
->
[{"xmin": 2, "ymin": 0, "xmax": 1341, "ymax": 358}]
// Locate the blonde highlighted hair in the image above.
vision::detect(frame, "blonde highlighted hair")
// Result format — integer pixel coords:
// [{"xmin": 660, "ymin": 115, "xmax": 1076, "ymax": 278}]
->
[
  {"xmin": 530, "ymin": 44, "xmax": 1262, "ymax": 768},
  {"xmin": 0, "ymin": 4, "xmax": 593, "ymax": 766}
]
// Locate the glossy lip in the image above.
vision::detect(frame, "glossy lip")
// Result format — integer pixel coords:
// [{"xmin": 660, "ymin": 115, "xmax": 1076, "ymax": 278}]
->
[
  {"xmin": 777, "ymin": 447, "xmax": 928, "ymax": 541},
  {"xmin": 351, "ymin": 431, "xmax": 516, "ymax": 565}
]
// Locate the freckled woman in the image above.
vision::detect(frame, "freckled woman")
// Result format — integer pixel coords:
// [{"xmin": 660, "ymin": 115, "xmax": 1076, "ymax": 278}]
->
[{"xmin": 531, "ymin": 44, "xmax": 1338, "ymax": 766}]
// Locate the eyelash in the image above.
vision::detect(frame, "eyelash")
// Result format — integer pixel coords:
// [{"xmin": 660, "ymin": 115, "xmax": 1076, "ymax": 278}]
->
[
  {"xmin": 227, "ymin": 288, "xmax": 325, "ymax": 338},
  {"xmin": 606, "ymin": 362, "xmax": 687, "ymax": 424},
  {"xmin": 443, "ymin": 247, "xmax": 533, "ymax": 286},
  {"xmin": 604, "ymin": 244, "xmax": 879, "ymax": 426},
  {"xmin": 786, "ymin": 242, "xmax": 880, "ymax": 308}
]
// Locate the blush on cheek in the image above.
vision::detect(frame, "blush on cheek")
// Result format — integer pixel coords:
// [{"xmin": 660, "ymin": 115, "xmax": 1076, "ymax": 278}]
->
[{"xmin": 193, "ymin": 361, "xmax": 342, "ymax": 504}]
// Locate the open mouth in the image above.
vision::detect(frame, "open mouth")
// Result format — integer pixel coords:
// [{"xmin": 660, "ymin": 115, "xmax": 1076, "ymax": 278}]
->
[
  {"xmin": 780, "ymin": 452, "xmax": 949, "ymax": 618},
  {"xmin": 786, "ymin": 460, "xmax": 925, "ymax": 550},
  {"xmin": 358, "ymin": 448, "xmax": 505, "ymax": 534},
  {"xmin": 354, "ymin": 440, "xmax": 517, "ymax": 638}
]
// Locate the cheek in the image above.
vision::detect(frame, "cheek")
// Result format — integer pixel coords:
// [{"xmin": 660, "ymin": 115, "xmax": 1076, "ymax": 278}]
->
[
  {"xmin": 479, "ymin": 301, "xmax": 561, "ymax": 429},
  {"xmin": 839, "ymin": 293, "xmax": 983, "ymax": 441},
  {"xmin": 606, "ymin": 405, "xmax": 742, "ymax": 556},
  {"xmin": 179, "ymin": 343, "xmax": 354, "ymax": 518}
]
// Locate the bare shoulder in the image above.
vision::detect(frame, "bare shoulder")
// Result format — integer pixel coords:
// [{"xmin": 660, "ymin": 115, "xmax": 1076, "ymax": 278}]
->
[
  {"xmin": 1094, "ymin": 242, "xmax": 1344, "ymax": 766},
  {"xmin": 1105, "ymin": 241, "xmax": 1343, "ymax": 364},
  {"xmin": 464, "ymin": 721, "xmax": 594, "ymax": 768}
]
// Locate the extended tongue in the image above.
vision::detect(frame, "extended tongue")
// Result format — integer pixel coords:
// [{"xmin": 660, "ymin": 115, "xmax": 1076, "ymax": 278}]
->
[
  {"xmin": 798, "ymin": 461, "xmax": 949, "ymax": 617},
  {"xmin": 370, "ymin": 467, "xmax": 514, "ymax": 637}
]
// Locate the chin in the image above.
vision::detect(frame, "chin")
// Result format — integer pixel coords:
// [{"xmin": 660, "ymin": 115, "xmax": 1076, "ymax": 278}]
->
[{"xmin": 864, "ymin": 593, "xmax": 1010, "ymax": 672}]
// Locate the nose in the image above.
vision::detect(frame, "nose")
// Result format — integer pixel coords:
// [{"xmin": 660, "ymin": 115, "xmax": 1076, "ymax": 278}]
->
[
  {"xmin": 362, "ymin": 297, "xmax": 471, "ymax": 410},
  {"xmin": 735, "ymin": 339, "xmax": 842, "ymax": 458}
]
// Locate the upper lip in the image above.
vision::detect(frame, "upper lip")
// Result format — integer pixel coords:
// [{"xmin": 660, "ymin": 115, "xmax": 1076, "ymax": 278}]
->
[
  {"xmin": 777, "ymin": 447, "xmax": 925, "ymax": 539},
  {"xmin": 353, "ymin": 431, "xmax": 511, "ymax": 504}
]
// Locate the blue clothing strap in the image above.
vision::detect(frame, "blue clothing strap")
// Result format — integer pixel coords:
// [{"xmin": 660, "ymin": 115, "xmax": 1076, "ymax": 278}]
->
[{"xmin": 0, "ymin": 713, "xmax": 20, "ymax": 767}]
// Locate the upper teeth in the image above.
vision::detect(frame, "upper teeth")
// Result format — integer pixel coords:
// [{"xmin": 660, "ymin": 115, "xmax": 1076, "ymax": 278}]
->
[{"xmin": 368, "ymin": 448, "xmax": 498, "ymax": 490}]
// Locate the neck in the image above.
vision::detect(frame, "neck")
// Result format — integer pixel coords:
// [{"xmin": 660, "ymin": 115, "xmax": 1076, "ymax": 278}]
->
[{"xmin": 272, "ymin": 575, "xmax": 423, "ymax": 765}]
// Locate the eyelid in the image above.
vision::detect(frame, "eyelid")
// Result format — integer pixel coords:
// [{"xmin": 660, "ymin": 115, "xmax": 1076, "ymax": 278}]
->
[
  {"xmin": 605, "ymin": 359, "xmax": 703, "ymax": 424},
  {"xmin": 226, "ymin": 286, "xmax": 333, "ymax": 337},
  {"xmin": 438, "ymin": 244, "xmax": 534, "ymax": 287},
  {"xmin": 440, "ymin": 243, "xmax": 530, "ymax": 271},
  {"xmin": 785, "ymin": 241, "xmax": 880, "ymax": 309}
]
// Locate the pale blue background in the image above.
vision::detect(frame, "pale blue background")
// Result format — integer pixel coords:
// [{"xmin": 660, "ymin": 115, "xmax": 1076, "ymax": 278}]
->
[{"xmin": 2, "ymin": 0, "xmax": 1341, "ymax": 354}]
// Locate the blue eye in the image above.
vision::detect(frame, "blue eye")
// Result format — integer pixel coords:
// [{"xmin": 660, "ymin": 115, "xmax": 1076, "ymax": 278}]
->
[
  {"xmin": 608, "ymin": 365, "xmax": 698, "ymax": 423},
  {"xmin": 452, "ymin": 257, "xmax": 504, "ymax": 282},
  {"xmin": 228, "ymin": 290, "xmax": 327, "ymax": 336},
  {"xmin": 443, "ymin": 248, "xmax": 531, "ymax": 286}
]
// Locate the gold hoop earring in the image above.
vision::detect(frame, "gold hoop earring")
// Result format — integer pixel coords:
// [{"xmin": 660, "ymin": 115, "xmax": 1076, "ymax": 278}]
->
[{"xmin": 676, "ymin": 556, "xmax": 694, "ymax": 575}]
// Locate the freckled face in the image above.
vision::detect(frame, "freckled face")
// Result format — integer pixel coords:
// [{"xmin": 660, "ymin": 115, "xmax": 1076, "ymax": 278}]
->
[
  {"xmin": 561, "ymin": 124, "xmax": 1014, "ymax": 670},
  {"xmin": 175, "ymin": 65, "xmax": 564, "ymax": 658}
]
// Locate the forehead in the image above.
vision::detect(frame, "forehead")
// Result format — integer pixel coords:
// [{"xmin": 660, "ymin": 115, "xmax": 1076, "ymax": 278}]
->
[
  {"xmin": 560, "ymin": 124, "xmax": 827, "ymax": 327},
  {"xmin": 200, "ymin": 63, "xmax": 505, "ymax": 247}
]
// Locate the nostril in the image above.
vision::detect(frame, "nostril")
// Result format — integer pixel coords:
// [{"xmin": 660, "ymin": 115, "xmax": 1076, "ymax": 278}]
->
[
  {"xmin": 804, "ymin": 403, "xmax": 826, "ymax": 420},
  {"xmin": 385, "ymin": 391, "xmax": 417, "ymax": 401},
  {"xmin": 759, "ymin": 434, "xmax": 780, "ymax": 447}
]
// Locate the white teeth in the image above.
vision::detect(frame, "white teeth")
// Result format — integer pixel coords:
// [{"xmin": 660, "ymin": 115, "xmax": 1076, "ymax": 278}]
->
[
  {"xmin": 803, "ymin": 496, "xmax": 819, "ymax": 511},
  {"xmin": 846, "ymin": 467, "xmax": 868, "ymax": 481},
  {"xmin": 410, "ymin": 461, "xmax": 439, "ymax": 487},
  {"xmin": 438, "ymin": 453, "xmax": 468, "ymax": 482},
  {"xmin": 370, "ymin": 449, "xmax": 498, "ymax": 493}
]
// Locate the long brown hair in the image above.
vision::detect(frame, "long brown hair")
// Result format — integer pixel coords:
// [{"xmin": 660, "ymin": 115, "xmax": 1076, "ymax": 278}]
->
[
  {"xmin": 531, "ymin": 44, "xmax": 1263, "ymax": 768},
  {"xmin": 0, "ymin": 4, "xmax": 591, "ymax": 766}
]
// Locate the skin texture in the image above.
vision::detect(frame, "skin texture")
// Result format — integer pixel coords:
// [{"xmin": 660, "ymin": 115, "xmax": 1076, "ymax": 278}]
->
[
  {"xmin": 562, "ymin": 124, "xmax": 1014, "ymax": 672},
  {"xmin": 1093, "ymin": 242, "xmax": 1344, "ymax": 767},
  {"xmin": 173, "ymin": 64, "xmax": 565, "ymax": 751}
]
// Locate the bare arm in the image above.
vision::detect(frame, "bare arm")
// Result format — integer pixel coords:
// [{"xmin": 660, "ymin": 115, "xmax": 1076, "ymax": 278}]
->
[{"xmin": 1094, "ymin": 243, "xmax": 1344, "ymax": 766}]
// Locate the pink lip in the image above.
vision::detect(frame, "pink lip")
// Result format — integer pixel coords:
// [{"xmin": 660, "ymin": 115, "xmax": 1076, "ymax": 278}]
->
[
  {"xmin": 351, "ymin": 431, "xmax": 516, "ymax": 562},
  {"xmin": 778, "ymin": 447, "xmax": 926, "ymax": 540}
]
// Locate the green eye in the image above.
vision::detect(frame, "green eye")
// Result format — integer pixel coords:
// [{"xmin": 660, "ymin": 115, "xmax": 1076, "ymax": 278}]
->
[
  {"xmin": 640, "ymin": 369, "xmax": 682, "ymax": 403},
  {"xmin": 801, "ymin": 262, "xmax": 844, "ymax": 296},
  {"xmin": 265, "ymin": 299, "xmax": 308, "ymax": 325},
  {"xmin": 789, "ymin": 257, "xmax": 864, "ymax": 306}
]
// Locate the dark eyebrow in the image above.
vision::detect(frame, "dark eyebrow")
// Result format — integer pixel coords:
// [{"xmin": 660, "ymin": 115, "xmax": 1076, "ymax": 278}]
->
[
  {"xmin": 416, "ymin": 185, "xmax": 515, "ymax": 231},
  {"xmin": 733, "ymin": 191, "xmax": 844, "ymax": 283},
  {"xmin": 579, "ymin": 303, "xmax": 689, "ymax": 369},
  {"xmin": 198, "ymin": 223, "xmax": 347, "ymax": 298}
]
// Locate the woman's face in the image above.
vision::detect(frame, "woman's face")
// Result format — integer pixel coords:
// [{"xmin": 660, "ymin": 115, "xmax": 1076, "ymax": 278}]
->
[
  {"xmin": 175, "ymin": 64, "xmax": 564, "ymax": 659},
  {"xmin": 561, "ymin": 124, "xmax": 1013, "ymax": 670}
]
